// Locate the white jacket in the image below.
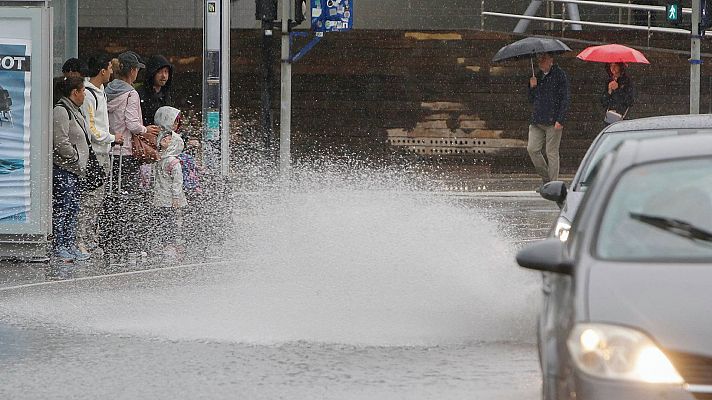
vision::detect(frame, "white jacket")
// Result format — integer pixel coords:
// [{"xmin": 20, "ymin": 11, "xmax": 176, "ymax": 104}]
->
[
  {"xmin": 82, "ymin": 79, "xmax": 115, "ymax": 155},
  {"xmin": 152, "ymin": 106, "xmax": 187, "ymax": 208},
  {"xmin": 152, "ymin": 132, "xmax": 187, "ymax": 208}
]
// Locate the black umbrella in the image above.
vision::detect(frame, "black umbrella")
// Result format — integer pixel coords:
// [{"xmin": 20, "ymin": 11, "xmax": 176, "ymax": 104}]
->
[{"xmin": 492, "ymin": 37, "xmax": 572, "ymax": 76}]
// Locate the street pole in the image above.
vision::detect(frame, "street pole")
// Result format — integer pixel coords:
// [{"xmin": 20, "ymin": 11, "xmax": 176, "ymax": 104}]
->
[
  {"xmin": 220, "ymin": 0, "xmax": 230, "ymax": 176},
  {"xmin": 280, "ymin": 0, "xmax": 292, "ymax": 177},
  {"xmin": 261, "ymin": 19, "xmax": 275, "ymax": 156},
  {"xmin": 691, "ymin": 0, "xmax": 701, "ymax": 114},
  {"xmin": 203, "ymin": 0, "xmax": 230, "ymax": 176}
]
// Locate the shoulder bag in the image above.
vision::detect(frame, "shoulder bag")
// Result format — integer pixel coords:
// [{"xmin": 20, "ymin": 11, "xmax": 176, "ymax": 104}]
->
[
  {"xmin": 125, "ymin": 92, "xmax": 159, "ymax": 164},
  {"xmin": 604, "ymin": 107, "xmax": 629, "ymax": 124}
]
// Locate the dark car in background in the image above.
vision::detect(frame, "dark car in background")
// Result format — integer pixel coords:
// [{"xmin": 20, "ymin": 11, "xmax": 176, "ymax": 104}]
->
[
  {"xmin": 519, "ymin": 134, "xmax": 712, "ymax": 400},
  {"xmin": 541, "ymin": 114, "xmax": 712, "ymax": 241}
]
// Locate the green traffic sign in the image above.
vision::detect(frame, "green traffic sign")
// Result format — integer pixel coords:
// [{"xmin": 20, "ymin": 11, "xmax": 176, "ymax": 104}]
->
[{"xmin": 666, "ymin": 1, "xmax": 680, "ymax": 22}]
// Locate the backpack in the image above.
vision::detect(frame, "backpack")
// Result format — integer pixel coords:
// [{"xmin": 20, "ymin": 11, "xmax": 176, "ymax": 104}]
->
[{"xmin": 177, "ymin": 153, "xmax": 200, "ymax": 193}]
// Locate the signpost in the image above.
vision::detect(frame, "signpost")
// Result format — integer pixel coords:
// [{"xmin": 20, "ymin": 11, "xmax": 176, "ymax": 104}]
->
[
  {"xmin": 0, "ymin": 0, "xmax": 52, "ymax": 260},
  {"xmin": 203, "ymin": 0, "xmax": 230, "ymax": 176},
  {"xmin": 691, "ymin": 0, "xmax": 701, "ymax": 114},
  {"xmin": 279, "ymin": 0, "xmax": 353, "ymax": 177}
]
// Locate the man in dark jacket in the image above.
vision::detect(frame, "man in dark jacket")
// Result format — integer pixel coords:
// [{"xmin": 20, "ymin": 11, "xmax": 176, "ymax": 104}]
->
[
  {"xmin": 527, "ymin": 52, "xmax": 570, "ymax": 186},
  {"xmin": 137, "ymin": 54, "xmax": 174, "ymax": 125}
]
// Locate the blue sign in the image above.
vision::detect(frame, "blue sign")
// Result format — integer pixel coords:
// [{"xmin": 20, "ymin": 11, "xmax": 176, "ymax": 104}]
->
[
  {"xmin": 0, "ymin": 41, "xmax": 32, "ymax": 223},
  {"xmin": 205, "ymin": 111, "xmax": 220, "ymax": 141},
  {"xmin": 311, "ymin": 0, "xmax": 353, "ymax": 33}
]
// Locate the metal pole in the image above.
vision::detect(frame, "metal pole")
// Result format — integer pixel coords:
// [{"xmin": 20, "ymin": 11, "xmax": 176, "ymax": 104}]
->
[
  {"xmin": 561, "ymin": 2, "xmax": 566, "ymax": 34},
  {"xmin": 66, "ymin": 0, "xmax": 78, "ymax": 57},
  {"xmin": 261, "ymin": 21, "xmax": 275, "ymax": 155},
  {"xmin": 220, "ymin": 0, "xmax": 230, "ymax": 176},
  {"xmin": 280, "ymin": 0, "xmax": 292, "ymax": 176},
  {"xmin": 691, "ymin": 0, "xmax": 701, "ymax": 114},
  {"xmin": 647, "ymin": 11, "xmax": 651, "ymax": 47},
  {"xmin": 514, "ymin": 1, "xmax": 542, "ymax": 33},
  {"xmin": 481, "ymin": 0, "xmax": 485, "ymax": 30},
  {"xmin": 565, "ymin": 3, "xmax": 582, "ymax": 30},
  {"xmin": 626, "ymin": 0, "xmax": 631, "ymax": 25},
  {"xmin": 709, "ymin": 75, "xmax": 712, "ymax": 114}
]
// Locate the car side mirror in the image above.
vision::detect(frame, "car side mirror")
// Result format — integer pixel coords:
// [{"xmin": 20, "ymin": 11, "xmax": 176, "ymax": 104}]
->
[
  {"xmin": 516, "ymin": 238, "xmax": 573, "ymax": 275},
  {"xmin": 540, "ymin": 181, "xmax": 567, "ymax": 208}
]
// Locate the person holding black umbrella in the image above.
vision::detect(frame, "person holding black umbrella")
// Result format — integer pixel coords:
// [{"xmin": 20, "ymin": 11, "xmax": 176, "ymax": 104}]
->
[{"xmin": 527, "ymin": 52, "xmax": 570, "ymax": 187}]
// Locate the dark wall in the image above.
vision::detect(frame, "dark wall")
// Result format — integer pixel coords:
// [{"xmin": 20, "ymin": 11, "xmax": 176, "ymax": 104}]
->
[{"xmin": 79, "ymin": 27, "xmax": 712, "ymax": 169}]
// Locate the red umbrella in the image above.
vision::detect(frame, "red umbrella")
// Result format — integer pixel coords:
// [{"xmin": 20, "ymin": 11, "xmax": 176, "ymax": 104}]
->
[{"xmin": 576, "ymin": 44, "xmax": 649, "ymax": 64}]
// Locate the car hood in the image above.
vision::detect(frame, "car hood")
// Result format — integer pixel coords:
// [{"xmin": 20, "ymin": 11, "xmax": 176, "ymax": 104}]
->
[{"xmin": 587, "ymin": 263, "xmax": 712, "ymax": 356}]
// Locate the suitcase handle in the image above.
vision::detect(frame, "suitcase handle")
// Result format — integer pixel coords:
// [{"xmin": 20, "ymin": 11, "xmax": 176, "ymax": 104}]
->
[{"xmin": 109, "ymin": 143, "xmax": 124, "ymax": 194}]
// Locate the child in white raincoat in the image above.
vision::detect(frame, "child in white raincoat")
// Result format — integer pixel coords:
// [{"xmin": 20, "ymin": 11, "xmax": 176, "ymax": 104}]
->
[{"xmin": 153, "ymin": 106, "xmax": 187, "ymax": 258}]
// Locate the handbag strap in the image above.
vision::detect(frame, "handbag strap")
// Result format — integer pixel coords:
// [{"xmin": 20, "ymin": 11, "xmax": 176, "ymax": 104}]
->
[{"xmin": 56, "ymin": 102, "xmax": 97, "ymax": 156}]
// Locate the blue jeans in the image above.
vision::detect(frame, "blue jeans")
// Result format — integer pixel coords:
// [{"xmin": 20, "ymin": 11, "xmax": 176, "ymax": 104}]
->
[{"xmin": 52, "ymin": 167, "xmax": 80, "ymax": 251}]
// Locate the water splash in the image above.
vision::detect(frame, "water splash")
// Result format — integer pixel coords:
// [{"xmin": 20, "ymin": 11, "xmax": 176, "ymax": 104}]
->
[{"xmin": 0, "ymin": 162, "xmax": 540, "ymax": 346}]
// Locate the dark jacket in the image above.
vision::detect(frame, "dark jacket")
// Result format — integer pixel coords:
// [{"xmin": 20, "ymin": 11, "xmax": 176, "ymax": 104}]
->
[
  {"xmin": 600, "ymin": 73, "xmax": 635, "ymax": 115},
  {"xmin": 137, "ymin": 55, "xmax": 173, "ymax": 126},
  {"xmin": 528, "ymin": 64, "xmax": 570, "ymax": 125}
]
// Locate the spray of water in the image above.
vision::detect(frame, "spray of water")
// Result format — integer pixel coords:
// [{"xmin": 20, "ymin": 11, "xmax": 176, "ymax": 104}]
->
[{"xmin": 0, "ymin": 161, "xmax": 540, "ymax": 346}]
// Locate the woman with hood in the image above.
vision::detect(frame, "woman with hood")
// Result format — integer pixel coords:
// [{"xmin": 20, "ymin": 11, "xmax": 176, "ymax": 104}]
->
[
  {"xmin": 105, "ymin": 51, "xmax": 160, "ymax": 195},
  {"xmin": 52, "ymin": 76, "xmax": 91, "ymax": 262},
  {"xmin": 153, "ymin": 106, "xmax": 187, "ymax": 258},
  {"xmin": 600, "ymin": 62, "xmax": 635, "ymax": 124}
]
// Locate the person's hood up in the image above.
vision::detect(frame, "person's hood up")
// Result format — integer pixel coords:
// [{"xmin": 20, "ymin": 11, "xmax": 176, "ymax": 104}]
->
[
  {"xmin": 605, "ymin": 62, "xmax": 628, "ymax": 79},
  {"xmin": 144, "ymin": 55, "xmax": 173, "ymax": 91},
  {"xmin": 154, "ymin": 106, "xmax": 181, "ymax": 130},
  {"xmin": 105, "ymin": 79, "xmax": 135, "ymax": 102}
]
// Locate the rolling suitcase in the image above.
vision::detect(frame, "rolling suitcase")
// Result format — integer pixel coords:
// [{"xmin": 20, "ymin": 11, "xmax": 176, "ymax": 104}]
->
[{"xmin": 97, "ymin": 149, "xmax": 135, "ymax": 256}]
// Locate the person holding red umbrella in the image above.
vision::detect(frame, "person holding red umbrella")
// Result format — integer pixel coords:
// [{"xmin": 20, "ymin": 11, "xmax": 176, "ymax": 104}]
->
[
  {"xmin": 601, "ymin": 62, "xmax": 636, "ymax": 124},
  {"xmin": 576, "ymin": 44, "xmax": 647, "ymax": 124}
]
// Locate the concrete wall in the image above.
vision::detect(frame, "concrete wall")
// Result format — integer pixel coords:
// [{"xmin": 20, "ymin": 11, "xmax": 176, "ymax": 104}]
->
[
  {"xmin": 76, "ymin": 0, "xmax": 527, "ymax": 30},
  {"xmin": 76, "ymin": 1, "xmax": 668, "ymax": 32}
]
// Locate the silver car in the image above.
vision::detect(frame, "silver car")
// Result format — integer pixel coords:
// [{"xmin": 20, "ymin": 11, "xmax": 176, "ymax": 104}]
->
[
  {"xmin": 518, "ymin": 133, "xmax": 712, "ymax": 400},
  {"xmin": 541, "ymin": 114, "xmax": 712, "ymax": 242}
]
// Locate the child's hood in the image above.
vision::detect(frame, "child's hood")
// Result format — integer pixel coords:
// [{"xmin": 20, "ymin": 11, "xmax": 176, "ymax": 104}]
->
[{"xmin": 154, "ymin": 106, "xmax": 181, "ymax": 130}]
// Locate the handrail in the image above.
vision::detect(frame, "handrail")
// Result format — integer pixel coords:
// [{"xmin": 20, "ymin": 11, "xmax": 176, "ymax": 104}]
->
[
  {"xmin": 482, "ymin": 11, "xmax": 710, "ymax": 36},
  {"xmin": 547, "ymin": 0, "xmax": 691, "ymax": 14}
]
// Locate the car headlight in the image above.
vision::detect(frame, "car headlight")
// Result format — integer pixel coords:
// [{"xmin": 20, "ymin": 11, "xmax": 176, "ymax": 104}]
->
[
  {"xmin": 553, "ymin": 217, "xmax": 571, "ymax": 242},
  {"xmin": 567, "ymin": 323, "xmax": 684, "ymax": 384}
]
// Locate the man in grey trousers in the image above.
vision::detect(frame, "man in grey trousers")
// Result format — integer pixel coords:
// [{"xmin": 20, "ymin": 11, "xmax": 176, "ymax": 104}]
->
[{"xmin": 527, "ymin": 52, "xmax": 570, "ymax": 187}]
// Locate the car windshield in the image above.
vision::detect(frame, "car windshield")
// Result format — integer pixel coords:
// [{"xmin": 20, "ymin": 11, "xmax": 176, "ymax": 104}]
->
[
  {"xmin": 579, "ymin": 129, "xmax": 711, "ymax": 190},
  {"xmin": 596, "ymin": 158, "xmax": 712, "ymax": 262}
]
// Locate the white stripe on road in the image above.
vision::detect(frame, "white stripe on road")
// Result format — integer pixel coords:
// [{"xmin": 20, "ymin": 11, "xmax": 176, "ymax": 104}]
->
[{"xmin": 0, "ymin": 260, "xmax": 233, "ymax": 293}]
